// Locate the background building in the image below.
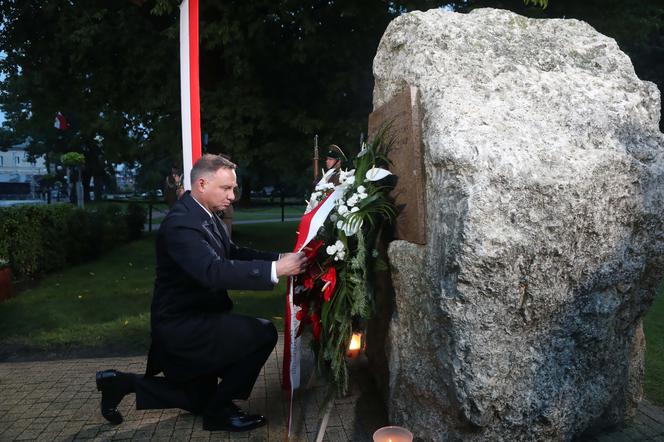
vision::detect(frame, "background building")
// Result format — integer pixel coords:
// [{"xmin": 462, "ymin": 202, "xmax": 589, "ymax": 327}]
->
[{"xmin": 0, "ymin": 140, "xmax": 47, "ymax": 200}]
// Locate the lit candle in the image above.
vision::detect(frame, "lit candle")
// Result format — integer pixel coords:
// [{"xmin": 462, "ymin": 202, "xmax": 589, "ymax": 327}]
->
[
  {"xmin": 346, "ymin": 331, "xmax": 363, "ymax": 359},
  {"xmin": 373, "ymin": 426, "xmax": 413, "ymax": 442},
  {"xmin": 374, "ymin": 426, "xmax": 413, "ymax": 442}
]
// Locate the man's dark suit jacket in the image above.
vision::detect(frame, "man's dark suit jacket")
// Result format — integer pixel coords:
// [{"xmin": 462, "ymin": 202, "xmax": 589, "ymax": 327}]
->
[{"xmin": 146, "ymin": 191, "xmax": 279, "ymax": 382}]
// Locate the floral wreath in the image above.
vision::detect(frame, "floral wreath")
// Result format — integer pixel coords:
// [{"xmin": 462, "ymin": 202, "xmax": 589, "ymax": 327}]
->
[{"xmin": 293, "ymin": 128, "xmax": 395, "ymax": 396}]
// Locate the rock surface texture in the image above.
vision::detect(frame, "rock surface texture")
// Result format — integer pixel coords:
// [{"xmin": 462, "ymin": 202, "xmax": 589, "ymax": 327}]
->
[{"xmin": 372, "ymin": 8, "xmax": 664, "ymax": 442}]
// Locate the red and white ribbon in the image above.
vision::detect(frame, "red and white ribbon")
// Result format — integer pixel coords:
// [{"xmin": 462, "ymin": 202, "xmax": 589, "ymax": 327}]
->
[
  {"xmin": 283, "ymin": 188, "xmax": 342, "ymax": 436},
  {"xmin": 179, "ymin": 0, "xmax": 202, "ymax": 190}
]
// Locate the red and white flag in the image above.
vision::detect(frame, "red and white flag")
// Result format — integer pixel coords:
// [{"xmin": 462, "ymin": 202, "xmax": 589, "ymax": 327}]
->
[
  {"xmin": 53, "ymin": 112, "xmax": 69, "ymax": 130},
  {"xmin": 283, "ymin": 188, "xmax": 342, "ymax": 436},
  {"xmin": 179, "ymin": 0, "xmax": 202, "ymax": 190}
]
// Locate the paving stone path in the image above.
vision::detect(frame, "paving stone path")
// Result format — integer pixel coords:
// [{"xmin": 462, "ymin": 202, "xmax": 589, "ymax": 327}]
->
[
  {"xmin": 0, "ymin": 335, "xmax": 662, "ymax": 441},
  {"xmin": 0, "ymin": 336, "xmax": 387, "ymax": 441}
]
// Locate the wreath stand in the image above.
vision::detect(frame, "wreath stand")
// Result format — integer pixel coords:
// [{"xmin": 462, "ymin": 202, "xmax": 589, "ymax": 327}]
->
[{"xmin": 307, "ymin": 371, "xmax": 334, "ymax": 442}]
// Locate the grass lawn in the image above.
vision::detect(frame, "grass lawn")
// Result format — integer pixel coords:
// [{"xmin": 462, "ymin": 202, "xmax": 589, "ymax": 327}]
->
[
  {"xmin": 232, "ymin": 205, "xmax": 304, "ymax": 222},
  {"xmin": 147, "ymin": 205, "xmax": 305, "ymax": 227},
  {"xmin": 644, "ymin": 283, "xmax": 664, "ymax": 406},
  {"xmin": 0, "ymin": 221, "xmax": 298, "ymax": 358}
]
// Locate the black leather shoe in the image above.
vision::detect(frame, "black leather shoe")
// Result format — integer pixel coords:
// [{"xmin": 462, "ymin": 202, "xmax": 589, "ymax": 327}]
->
[
  {"xmin": 95, "ymin": 369, "xmax": 133, "ymax": 425},
  {"xmin": 203, "ymin": 403, "xmax": 266, "ymax": 432}
]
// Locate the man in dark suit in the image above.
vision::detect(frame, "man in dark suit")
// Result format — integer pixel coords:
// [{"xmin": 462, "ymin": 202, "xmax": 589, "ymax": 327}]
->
[{"xmin": 95, "ymin": 154, "xmax": 307, "ymax": 432}]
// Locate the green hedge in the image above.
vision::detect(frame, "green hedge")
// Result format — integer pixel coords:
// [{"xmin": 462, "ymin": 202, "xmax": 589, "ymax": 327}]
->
[{"xmin": 0, "ymin": 203, "xmax": 146, "ymax": 279}]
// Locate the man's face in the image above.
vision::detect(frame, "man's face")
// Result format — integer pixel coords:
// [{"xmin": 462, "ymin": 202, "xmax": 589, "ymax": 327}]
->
[
  {"xmin": 201, "ymin": 168, "xmax": 237, "ymax": 211},
  {"xmin": 325, "ymin": 157, "xmax": 340, "ymax": 170}
]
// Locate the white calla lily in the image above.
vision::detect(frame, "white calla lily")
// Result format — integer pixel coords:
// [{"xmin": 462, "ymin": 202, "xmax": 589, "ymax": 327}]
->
[{"xmin": 365, "ymin": 167, "xmax": 392, "ymax": 182}]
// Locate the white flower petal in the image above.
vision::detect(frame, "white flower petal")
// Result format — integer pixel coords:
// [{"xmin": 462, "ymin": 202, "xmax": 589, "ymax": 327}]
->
[{"xmin": 365, "ymin": 167, "xmax": 392, "ymax": 182}]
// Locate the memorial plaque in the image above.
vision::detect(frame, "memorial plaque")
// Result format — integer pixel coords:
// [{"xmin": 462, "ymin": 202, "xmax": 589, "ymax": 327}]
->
[{"xmin": 368, "ymin": 86, "xmax": 426, "ymax": 244}]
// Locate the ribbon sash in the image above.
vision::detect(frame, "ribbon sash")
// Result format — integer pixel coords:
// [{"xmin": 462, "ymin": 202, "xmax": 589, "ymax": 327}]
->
[{"xmin": 283, "ymin": 188, "xmax": 342, "ymax": 436}]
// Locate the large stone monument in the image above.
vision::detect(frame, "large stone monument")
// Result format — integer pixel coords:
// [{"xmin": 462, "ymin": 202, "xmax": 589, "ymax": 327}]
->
[{"xmin": 369, "ymin": 8, "xmax": 664, "ymax": 441}]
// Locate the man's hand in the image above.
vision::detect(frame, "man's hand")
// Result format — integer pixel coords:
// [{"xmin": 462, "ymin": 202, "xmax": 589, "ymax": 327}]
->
[{"xmin": 276, "ymin": 252, "xmax": 307, "ymax": 277}]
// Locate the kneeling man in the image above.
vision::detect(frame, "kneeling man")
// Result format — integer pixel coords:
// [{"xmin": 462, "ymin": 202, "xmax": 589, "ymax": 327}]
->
[{"xmin": 95, "ymin": 154, "xmax": 306, "ymax": 432}]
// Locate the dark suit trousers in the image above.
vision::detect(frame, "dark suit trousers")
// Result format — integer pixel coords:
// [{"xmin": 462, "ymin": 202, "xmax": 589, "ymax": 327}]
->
[{"xmin": 134, "ymin": 317, "xmax": 278, "ymax": 415}]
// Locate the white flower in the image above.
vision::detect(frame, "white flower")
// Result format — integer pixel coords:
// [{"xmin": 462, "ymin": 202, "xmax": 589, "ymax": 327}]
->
[
  {"xmin": 357, "ymin": 185, "xmax": 366, "ymax": 194},
  {"xmin": 337, "ymin": 205, "xmax": 349, "ymax": 215},
  {"xmin": 305, "ymin": 191, "xmax": 323, "ymax": 213},
  {"xmin": 350, "ymin": 206, "xmax": 359, "ymax": 213},
  {"xmin": 327, "ymin": 240, "xmax": 346, "ymax": 261},
  {"xmin": 359, "ymin": 192, "xmax": 368, "ymax": 200},
  {"xmin": 340, "ymin": 218, "xmax": 363, "ymax": 236},
  {"xmin": 336, "ymin": 220, "xmax": 344, "ymax": 229},
  {"xmin": 330, "ymin": 214, "xmax": 338, "ymax": 222},
  {"xmin": 365, "ymin": 167, "xmax": 392, "ymax": 182},
  {"xmin": 347, "ymin": 195, "xmax": 358, "ymax": 207},
  {"xmin": 338, "ymin": 169, "xmax": 356, "ymax": 186}
]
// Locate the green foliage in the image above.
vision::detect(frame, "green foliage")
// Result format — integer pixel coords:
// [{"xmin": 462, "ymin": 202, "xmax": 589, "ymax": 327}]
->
[
  {"xmin": 60, "ymin": 152, "xmax": 85, "ymax": 167},
  {"xmin": 0, "ymin": 204, "xmax": 72, "ymax": 277},
  {"xmin": 0, "ymin": 0, "xmax": 454, "ymax": 197},
  {"xmin": 523, "ymin": 0, "xmax": 547, "ymax": 7},
  {"xmin": 0, "ymin": 203, "xmax": 144, "ymax": 279},
  {"xmin": 0, "ymin": 0, "xmax": 181, "ymax": 196}
]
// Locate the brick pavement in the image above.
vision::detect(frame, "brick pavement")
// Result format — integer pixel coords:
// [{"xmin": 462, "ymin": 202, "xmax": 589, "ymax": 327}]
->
[
  {"xmin": 0, "ymin": 335, "xmax": 662, "ymax": 441},
  {"xmin": 0, "ymin": 336, "xmax": 387, "ymax": 441}
]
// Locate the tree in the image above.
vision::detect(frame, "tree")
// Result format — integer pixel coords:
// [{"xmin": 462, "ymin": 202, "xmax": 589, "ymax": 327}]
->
[
  {"xmin": 0, "ymin": 0, "xmax": 182, "ymax": 200},
  {"xmin": 149, "ymin": 0, "xmax": 456, "ymax": 198}
]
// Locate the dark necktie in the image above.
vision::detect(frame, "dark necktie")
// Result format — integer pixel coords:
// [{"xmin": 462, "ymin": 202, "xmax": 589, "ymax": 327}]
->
[{"xmin": 211, "ymin": 215, "xmax": 230, "ymax": 251}]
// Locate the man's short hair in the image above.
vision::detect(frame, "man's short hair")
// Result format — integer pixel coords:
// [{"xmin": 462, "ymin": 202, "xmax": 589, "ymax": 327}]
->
[{"xmin": 190, "ymin": 154, "xmax": 237, "ymax": 185}]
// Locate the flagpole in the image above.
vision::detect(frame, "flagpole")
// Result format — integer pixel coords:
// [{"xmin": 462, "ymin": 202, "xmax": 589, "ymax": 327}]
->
[
  {"xmin": 180, "ymin": 0, "xmax": 202, "ymax": 191},
  {"xmin": 313, "ymin": 134, "xmax": 319, "ymax": 183}
]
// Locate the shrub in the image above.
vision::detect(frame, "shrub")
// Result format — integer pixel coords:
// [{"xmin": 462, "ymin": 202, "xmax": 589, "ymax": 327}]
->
[{"xmin": 0, "ymin": 203, "xmax": 144, "ymax": 279}]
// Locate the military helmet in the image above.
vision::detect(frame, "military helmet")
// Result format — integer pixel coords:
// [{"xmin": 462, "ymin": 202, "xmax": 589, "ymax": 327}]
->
[{"xmin": 325, "ymin": 144, "xmax": 347, "ymax": 161}]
